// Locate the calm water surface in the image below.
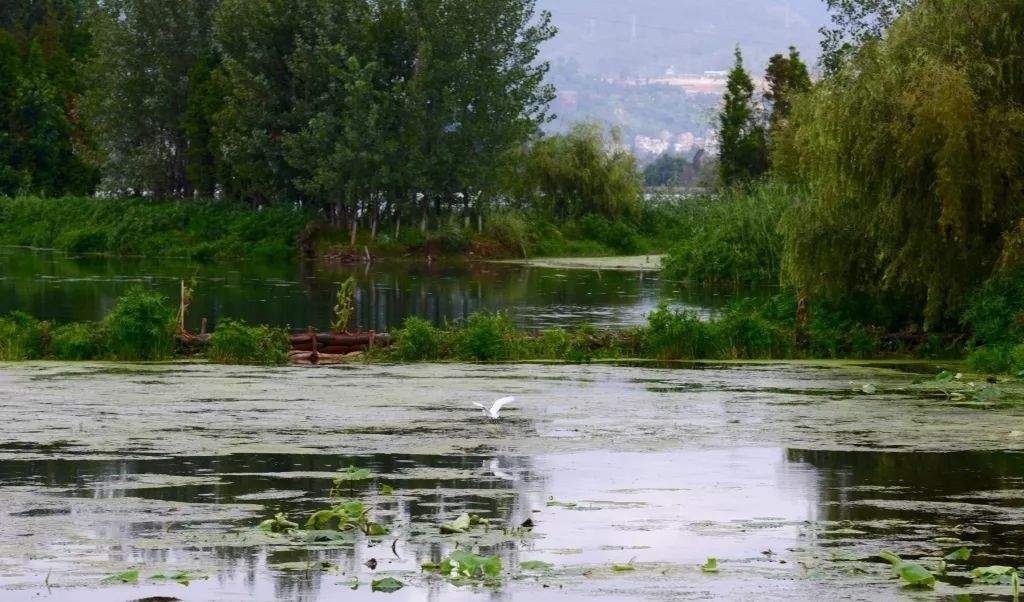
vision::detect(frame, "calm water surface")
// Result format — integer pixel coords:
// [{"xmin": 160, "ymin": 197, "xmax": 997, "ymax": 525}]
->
[
  {"xmin": 1, "ymin": 361, "xmax": 1022, "ymax": 600},
  {"xmin": 0, "ymin": 246, "xmax": 757, "ymax": 331}
]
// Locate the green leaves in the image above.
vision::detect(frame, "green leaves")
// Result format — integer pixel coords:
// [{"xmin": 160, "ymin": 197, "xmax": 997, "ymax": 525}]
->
[
  {"xmin": 334, "ymin": 466, "xmax": 372, "ymax": 483},
  {"xmin": 519, "ymin": 560, "xmax": 554, "ymax": 571},
  {"xmin": 149, "ymin": 570, "xmax": 200, "ymax": 586},
  {"xmin": 439, "ymin": 513, "xmax": 482, "ymax": 534},
  {"xmin": 701, "ymin": 558, "xmax": 719, "ymax": 573},
  {"xmin": 300, "ymin": 500, "xmax": 386, "ymax": 537},
  {"xmin": 102, "ymin": 569, "xmax": 139, "ymax": 584},
  {"xmin": 424, "ymin": 551, "xmax": 502, "ymax": 582},
  {"xmin": 944, "ymin": 547, "xmax": 972, "ymax": 561},
  {"xmin": 258, "ymin": 512, "xmax": 298, "ymax": 534},
  {"xmin": 103, "ymin": 569, "xmax": 202, "ymax": 586},
  {"xmin": 972, "ymin": 565, "xmax": 1017, "ymax": 584},
  {"xmin": 879, "ymin": 551, "xmax": 935, "ymax": 588},
  {"xmin": 371, "ymin": 577, "xmax": 404, "ymax": 593}
]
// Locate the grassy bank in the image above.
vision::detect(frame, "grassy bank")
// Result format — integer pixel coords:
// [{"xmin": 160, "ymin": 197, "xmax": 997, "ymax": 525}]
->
[
  {"xmin": 0, "ymin": 196, "xmax": 687, "ymax": 261},
  {"xmin": 0, "ymin": 285, "xmax": 992, "ymax": 369},
  {"xmin": 0, "ymin": 197, "xmax": 313, "ymax": 261}
]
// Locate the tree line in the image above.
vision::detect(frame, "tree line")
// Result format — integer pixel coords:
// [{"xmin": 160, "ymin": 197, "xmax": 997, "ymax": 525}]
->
[{"xmin": 3, "ymin": 0, "xmax": 639, "ymax": 241}]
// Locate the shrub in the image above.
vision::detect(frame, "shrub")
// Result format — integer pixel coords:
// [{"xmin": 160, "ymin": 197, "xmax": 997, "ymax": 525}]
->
[
  {"xmin": 0, "ymin": 311, "xmax": 50, "ymax": 361},
  {"xmin": 207, "ymin": 319, "xmax": 289, "ymax": 365},
  {"xmin": 456, "ymin": 312, "xmax": 514, "ymax": 361},
  {"xmin": 717, "ymin": 303, "xmax": 792, "ymax": 359},
  {"xmin": 644, "ymin": 305, "xmax": 720, "ymax": 360},
  {"xmin": 393, "ymin": 317, "xmax": 441, "ymax": 361},
  {"xmin": 963, "ymin": 268, "xmax": 1024, "ymax": 347},
  {"xmin": 662, "ymin": 183, "xmax": 792, "ymax": 284},
  {"xmin": 484, "ymin": 211, "xmax": 531, "ymax": 257},
  {"xmin": 104, "ymin": 287, "xmax": 176, "ymax": 360},
  {"xmin": 51, "ymin": 322, "xmax": 105, "ymax": 360},
  {"xmin": 572, "ymin": 214, "xmax": 641, "ymax": 254}
]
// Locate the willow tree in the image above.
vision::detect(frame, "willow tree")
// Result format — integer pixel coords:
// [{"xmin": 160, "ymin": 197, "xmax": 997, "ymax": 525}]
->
[
  {"xmin": 777, "ymin": 0, "xmax": 1024, "ymax": 326},
  {"xmin": 508, "ymin": 122, "xmax": 642, "ymax": 222}
]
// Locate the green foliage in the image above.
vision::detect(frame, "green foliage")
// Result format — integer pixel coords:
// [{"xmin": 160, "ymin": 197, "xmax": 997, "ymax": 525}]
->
[
  {"xmin": 764, "ymin": 46, "xmax": 811, "ymax": 128},
  {"xmin": 645, "ymin": 306, "xmax": 720, "ymax": 360},
  {"xmin": 507, "ymin": 122, "xmax": 643, "ymax": 222},
  {"xmin": 718, "ymin": 47, "xmax": 767, "ymax": 186},
  {"xmin": 879, "ymin": 551, "xmax": 935, "ymax": 588},
  {"xmin": 393, "ymin": 317, "xmax": 442, "ymax": 361},
  {"xmin": 371, "ymin": 577, "xmax": 404, "ymax": 593},
  {"xmin": 662, "ymin": 183, "xmax": 792, "ymax": 284},
  {"xmin": 101, "ymin": 569, "xmax": 140, "ymax": 585},
  {"xmin": 331, "ymin": 277, "xmax": 357, "ymax": 333},
  {"xmin": 103, "ymin": 287, "xmax": 176, "ymax": 361},
  {"xmin": 0, "ymin": 4, "xmax": 98, "ymax": 197},
  {"xmin": 642, "ymin": 153, "xmax": 700, "ymax": 188},
  {"xmin": 85, "ymin": 0, "xmax": 219, "ymax": 198},
  {"xmin": 965, "ymin": 344, "xmax": 1024, "ymax": 376},
  {"xmin": 425, "ymin": 550, "xmax": 502, "ymax": 581},
  {"xmin": 51, "ymin": 322, "xmax": 104, "ymax": 360},
  {"xmin": 456, "ymin": 312, "xmax": 515, "ymax": 362},
  {"xmin": 0, "ymin": 197, "xmax": 311, "ymax": 260},
  {"xmin": 963, "ymin": 268, "xmax": 1024, "ymax": 347},
  {"xmin": 258, "ymin": 512, "xmax": 298, "ymax": 534},
  {"xmin": 0, "ymin": 311, "xmax": 50, "ymax": 361},
  {"xmin": 778, "ymin": 0, "xmax": 1024, "ymax": 326},
  {"xmin": 819, "ymin": 0, "xmax": 915, "ymax": 73},
  {"xmin": 207, "ymin": 319, "xmax": 289, "ymax": 365}
]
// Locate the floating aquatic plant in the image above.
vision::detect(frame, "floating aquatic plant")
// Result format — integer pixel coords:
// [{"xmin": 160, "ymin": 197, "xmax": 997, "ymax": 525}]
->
[
  {"xmin": 701, "ymin": 558, "xmax": 719, "ymax": 573},
  {"xmin": 258, "ymin": 512, "xmax": 299, "ymax": 534},
  {"xmin": 423, "ymin": 551, "xmax": 502, "ymax": 582},
  {"xmin": 439, "ymin": 512, "xmax": 483, "ymax": 534},
  {"xmin": 371, "ymin": 577, "xmax": 404, "ymax": 593},
  {"xmin": 102, "ymin": 569, "xmax": 139, "ymax": 584},
  {"xmin": 879, "ymin": 551, "xmax": 935, "ymax": 588}
]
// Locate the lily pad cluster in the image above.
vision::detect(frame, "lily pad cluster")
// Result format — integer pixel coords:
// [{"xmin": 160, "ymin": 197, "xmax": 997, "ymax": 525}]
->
[
  {"xmin": 422, "ymin": 550, "xmax": 502, "ymax": 583},
  {"xmin": 102, "ymin": 569, "xmax": 203, "ymax": 586},
  {"xmin": 440, "ymin": 512, "xmax": 484, "ymax": 534}
]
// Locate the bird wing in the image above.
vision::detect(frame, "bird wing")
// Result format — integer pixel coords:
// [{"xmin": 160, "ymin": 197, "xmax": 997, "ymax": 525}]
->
[
  {"xmin": 472, "ymin": 402, "xmax": 487, "ymax": 410},
  {"xmin": 489, "ymin": 396, "xmax": 515, "ymax": 417}
]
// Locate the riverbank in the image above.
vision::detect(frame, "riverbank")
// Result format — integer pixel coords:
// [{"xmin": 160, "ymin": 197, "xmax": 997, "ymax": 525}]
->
[
  {"xmin": 0, "ymin": 196, "xmax": 680, "ymax": 263},
  {"xmin": 0, "ymin": 286, "xmax": 976, "ymax": 366}
]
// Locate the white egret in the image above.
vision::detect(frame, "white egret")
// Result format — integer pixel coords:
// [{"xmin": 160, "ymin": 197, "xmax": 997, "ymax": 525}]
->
[{"xmin": 473, "ymin": 396, "xmax": 514, "ymax": 419}]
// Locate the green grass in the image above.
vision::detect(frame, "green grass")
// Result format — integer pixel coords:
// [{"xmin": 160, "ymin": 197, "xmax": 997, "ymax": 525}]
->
[
  {"xmin": 0, "ymin": 196, "xmax": 313, "ymax": 260},
  {"xmin": 207, "ymin": 319, "xmax": 290, "ymax": 365},
  {"xmin": 661, "ymin": 182, "xmax": 794, "ymax": 284},
  {"xmin": 103, "ymin": 287, "xmax": 177, "ymax": 360}
]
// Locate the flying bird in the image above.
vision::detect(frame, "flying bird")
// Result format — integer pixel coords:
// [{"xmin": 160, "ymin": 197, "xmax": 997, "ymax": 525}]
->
[{"xmin": 474, "ymin": 396, "xmax": 514, "ymax": 419}]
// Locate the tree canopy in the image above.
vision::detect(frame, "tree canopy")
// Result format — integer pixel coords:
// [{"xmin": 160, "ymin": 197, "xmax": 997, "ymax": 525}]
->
[{"xmin": 777, "ymin": 0, "xmax": 1024, "ymax": 325}]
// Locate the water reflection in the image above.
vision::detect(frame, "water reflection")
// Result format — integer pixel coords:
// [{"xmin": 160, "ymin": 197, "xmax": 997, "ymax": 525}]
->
[
  {"xmin": 4, "ymin": 447, "xmax": 1024, "ymax": 599},
  {"xmin": 0, "ymin": 246, "xmax": 757, "ymax": 331}
]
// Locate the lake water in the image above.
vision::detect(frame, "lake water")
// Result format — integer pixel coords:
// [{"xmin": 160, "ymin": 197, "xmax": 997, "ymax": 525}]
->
[
  {"xmin": 0, "ymin": 246, "xmax": 751, "ymax": 331},
  {"xmin": 0, "ymin": 361, "xmax": 1021, "ymax": 601}
]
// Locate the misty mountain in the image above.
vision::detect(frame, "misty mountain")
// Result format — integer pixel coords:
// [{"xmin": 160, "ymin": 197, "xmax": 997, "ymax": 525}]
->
[{"xmin": 536, "ymin": 0, "xmax": 830, "ymax": 77}]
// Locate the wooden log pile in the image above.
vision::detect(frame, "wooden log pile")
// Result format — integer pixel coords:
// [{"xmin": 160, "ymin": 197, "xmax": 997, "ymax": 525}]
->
[{"xmin": 288, "ymin": 329, "xmax": 392, "ymax": 365}]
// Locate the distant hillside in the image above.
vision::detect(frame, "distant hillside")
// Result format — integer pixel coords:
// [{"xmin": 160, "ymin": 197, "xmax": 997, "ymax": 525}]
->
[{"xmin": 536, "ymin": 0, "xmax": 828, "ymax": 77}]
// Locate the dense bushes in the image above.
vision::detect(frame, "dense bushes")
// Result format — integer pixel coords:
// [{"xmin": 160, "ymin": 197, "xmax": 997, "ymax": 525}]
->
[
  {"xmin": 0, "ymin": 311, "xmax": 51, "ymax": 361},
  {"xmin": 0, "ymin": 197, "xmax": 312, "ymax": 260},
  {"xmin": 662, "ymin": 183, "xmax": 793, "ymax": 284},
  {"xmin": 104, "ymin": 287, "xmax": 177, "ymax": 360},
  {"xmin": 207, "ymin": 319, "xmax": 289, "ymax": 365},
  {"xmin": 962, "ymin": 269, "xmax": 1024, "ymax": 374}
]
